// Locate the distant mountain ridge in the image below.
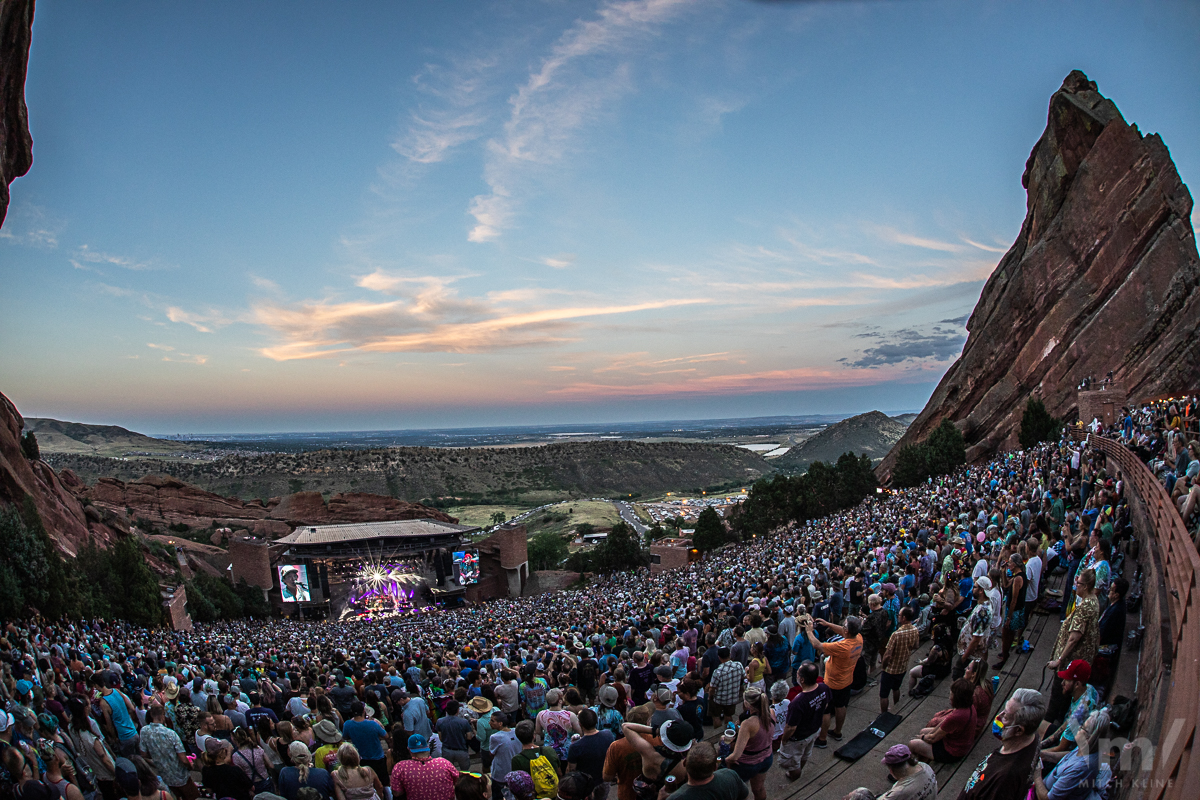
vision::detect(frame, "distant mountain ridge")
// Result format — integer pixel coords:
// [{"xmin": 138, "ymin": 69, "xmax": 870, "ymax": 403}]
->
[
  {"xmin": 25, "ymin": 417, "xmax": 194, "ymax": 457},
  {"xmin": 772, "ymin": 411, "xmax": 909, "ymax": 474}
]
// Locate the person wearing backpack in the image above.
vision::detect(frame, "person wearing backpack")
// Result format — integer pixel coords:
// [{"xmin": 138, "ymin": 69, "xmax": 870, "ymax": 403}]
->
[{"xmin": 509, "ymin": 721, "xmax": 560, "ymax": 800}]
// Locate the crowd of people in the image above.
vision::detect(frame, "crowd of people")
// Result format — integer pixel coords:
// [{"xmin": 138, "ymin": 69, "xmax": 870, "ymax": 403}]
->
[
  {"xmin": 0, "ymin": 425, "xmax": 1148, "ymax": 800},
  {"xmin": 1097, "ymin": 396, "xmax": 1199, "ymax": 538}
]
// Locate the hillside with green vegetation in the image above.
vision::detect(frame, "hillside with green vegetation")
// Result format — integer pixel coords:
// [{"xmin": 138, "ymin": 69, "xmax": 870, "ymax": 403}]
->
[
  {"xmin": 25, "ymin": 417, "xmax": 198, "ymax": 458},
  {"xmin": 772, "ymin": 411, "xmax": 909, "ymax": 474},
  {"xmin": 47, "ymin": 440, "xmax": 771, "ymax": 507}
]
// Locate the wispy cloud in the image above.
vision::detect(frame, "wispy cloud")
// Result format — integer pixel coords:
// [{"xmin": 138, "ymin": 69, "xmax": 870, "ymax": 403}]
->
[
  {"xmin": 961, "ymin": 237, "xmax": 1008, "ymax": 253},
  {"xmin": 251, "ymin": 268, "xmax": 709, "ymax": 360},
  {"xmin": 160, "ymin": 353, "xmax": 209, "ymax": 365},
  {"xmin": 549, "ymin": 363, "xmax": 914, "ymax": 398},
  {"xmin": 165, "ymin": 306, "xmax": 231, "ymax": 333},
  {"xmin": 468, "ymin": 0, "xmax": 695, "ymax": 242},
  {"xmin": 146, "ymin": 343, "xmax": 175, "ymax": 351},
  {"xmin": 71, "ymin": 244, "xmax": 163, "ymax": 271},
  {"xmin": 0, "ymin": 204, "xmax": 65, "ymax": 249},
  {"xmin": 391, "ymin": 56, "xmax": 498, "ymax": 165},
  {"xmin": 869, "ymin": 226, "xmax": 965, "ymax": 253},
  {"xmin": 541, "ymin": 254, "xmax": 576, "ymax": 268}
]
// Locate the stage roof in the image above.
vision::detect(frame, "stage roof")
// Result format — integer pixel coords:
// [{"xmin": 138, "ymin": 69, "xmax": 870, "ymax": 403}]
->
[{"xmin": 277, "ymin": 519, "xmax": 478, "ymax": 547}]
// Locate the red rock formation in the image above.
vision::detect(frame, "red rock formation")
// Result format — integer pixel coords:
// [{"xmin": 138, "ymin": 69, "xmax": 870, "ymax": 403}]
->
[
  {"xmin": 2, "ymin": 388, "xmax": 455, "ymax": 553},
  {"xmin": 0, "ymin": 392, "xmax": 122, "ymax": 554},
  {"xmin": 74, "ymin": 476, "xmax": 457, "ymax": 536},
  {"xmin": 0, "ymin": 0, "xmax": 34, "ymax": 227},
  {"xmin": 878, "ymin": 71, "xmax": 1200, "ymax": 481}
]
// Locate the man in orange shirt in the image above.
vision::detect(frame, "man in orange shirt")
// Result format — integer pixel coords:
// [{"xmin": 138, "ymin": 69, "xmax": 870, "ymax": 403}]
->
[
  {"xmin": 805, "ymin": 616, "xmax": 863, "ymax": 741},
  {"xmin": 602, "ymin": 706, "xmax": 652, "ymax": 800}
]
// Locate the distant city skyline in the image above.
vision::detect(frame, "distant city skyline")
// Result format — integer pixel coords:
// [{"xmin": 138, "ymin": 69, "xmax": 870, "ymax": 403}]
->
[{"xmin": 2, "ymin": 0, "xmax": 1197, "ymax": 433}]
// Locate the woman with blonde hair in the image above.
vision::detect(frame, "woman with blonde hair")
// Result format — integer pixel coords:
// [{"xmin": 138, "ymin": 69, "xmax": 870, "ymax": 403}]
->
[
  {"xmin": 207, "ymin": 696, "xmax": 233, "ymax": 736},
  {"xmin": 278, "ymin": 742, "xmax": 333, "ymax": 800},
  {"xmin": 331, "ymin": 743, "xmax": 385, "ymax": 800}
]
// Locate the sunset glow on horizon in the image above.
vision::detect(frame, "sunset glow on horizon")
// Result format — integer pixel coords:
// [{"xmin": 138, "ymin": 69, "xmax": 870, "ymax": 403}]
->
[{"xmin": 2, "ymin": 1, "xmax": 1197, "ymax": 433}]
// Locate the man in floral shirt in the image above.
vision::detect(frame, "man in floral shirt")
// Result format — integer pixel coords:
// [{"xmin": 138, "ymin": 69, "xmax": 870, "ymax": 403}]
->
[
  {"xmin": 955, "ymin": 579, "xmax": 992, "ymax": 679},
  {"xmin": 139, "ymin": 706, "xmax": 197, "ymax": 800},
  {"xmin": 171, "ymin": 686, "xmax": 203, "ymax": 755}
]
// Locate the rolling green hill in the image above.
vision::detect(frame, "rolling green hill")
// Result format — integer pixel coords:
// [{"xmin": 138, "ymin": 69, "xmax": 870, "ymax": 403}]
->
[
  {"xmin": 771, "ymin": 411, "xmax": 909, "ymax": 474},
  {"xmin": 46, "ymin": 440, "xmax": 770, "ymax": 506},
  {"xmin": 25, "ymin": 417, "xmax": 197, "ymax": 458}
]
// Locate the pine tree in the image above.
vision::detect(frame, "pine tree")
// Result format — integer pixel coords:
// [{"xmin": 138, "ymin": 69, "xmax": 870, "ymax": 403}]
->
[{"xmin": 692, "ymin": 507, "xmax": 728, "ymax": 553}]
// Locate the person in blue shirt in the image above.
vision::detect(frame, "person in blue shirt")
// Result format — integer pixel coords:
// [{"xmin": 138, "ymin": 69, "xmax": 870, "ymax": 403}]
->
[
  {"xmin": 341, "ymin": 701, "xmax": 388, "ymax": 784},
  {"xmin": 1033, "ymin": 708, "xmax": 1111, "ymax": 800}
]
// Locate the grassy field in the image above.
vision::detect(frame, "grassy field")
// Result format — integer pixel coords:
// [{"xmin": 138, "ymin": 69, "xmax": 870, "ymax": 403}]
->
[
  {"xmin": 444, "ymin": 505, "xmax": 529, "ymax": 529},
  {"xmin": 524, "ymin": 500, "xmax": 621, "ymax": 538}
]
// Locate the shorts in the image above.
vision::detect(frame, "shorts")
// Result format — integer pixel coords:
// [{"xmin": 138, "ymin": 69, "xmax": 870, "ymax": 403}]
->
[
  {"xmin": 879, "ymin": 671, "xmax": 905, "ymax": 698},
  {"xmin": 711, "ymin": 702, "xmax": 736, "ymax": 718},
  {"xmin": 731, "ymin": 752, "xmax": 773, "ymax": 781},
  {"xmin": 931, "ymin": 740, "xmax": 962, "ymax": 764},
  {"xmin": 1006, "ymin": 608, "xmax": 1027, "ymax": 632},
  {"xmin": 829, "ymin": 685, "xmax": 851, "ymax": 709}
]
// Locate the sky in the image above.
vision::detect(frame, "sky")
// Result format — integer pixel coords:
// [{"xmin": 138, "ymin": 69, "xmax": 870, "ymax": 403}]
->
[{"xmin": 1, "ymin": 0, "xmax": 1197, "ymax": 434}]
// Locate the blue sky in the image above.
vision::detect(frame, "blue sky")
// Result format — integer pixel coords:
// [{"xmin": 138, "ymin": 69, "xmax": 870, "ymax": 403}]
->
[{"xmin": 1, "ymin": 0, "xmax": 1197, "ymax": 433}]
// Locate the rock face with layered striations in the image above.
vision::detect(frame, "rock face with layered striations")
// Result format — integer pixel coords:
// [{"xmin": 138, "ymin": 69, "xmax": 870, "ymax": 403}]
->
[
  {"xmin": 73, "ymin": 476, "xmax": 457, "ymax": 538},
  {"xmin": 878, "ymin": 71, "xmax": 1200, "ymax": 481},
  {"xmin": 2, "ymin": 388, "xmax": 456, "ymax": 552},
  {"xmin": 0, "ymin": 391, "xmax": 126, "ymax": 555},
  {"xmin": 0, "ymin": 0, "xmax": 34, "ymax": 228}
]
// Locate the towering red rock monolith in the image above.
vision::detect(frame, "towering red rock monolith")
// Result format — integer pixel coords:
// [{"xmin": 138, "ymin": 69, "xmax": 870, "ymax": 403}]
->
[
  {"xmin": 0, "ymin": 0, "xmax": 34, "ymax": 228},
  {"xmin": 878, "ymin": 70, "xmax": 1200, "ymax": 481}
]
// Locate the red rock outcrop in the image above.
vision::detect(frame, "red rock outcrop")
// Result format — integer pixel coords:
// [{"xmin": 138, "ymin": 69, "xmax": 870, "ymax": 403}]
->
[
  {"xmin": 0, "ymin": 391, "xmax": 123, "ymax": 554},
  {"xmin": 0, "ymin": 0, "xmax": 34, "ymax": 227},
  {"xmin": 2, "ymin": 387, "xmax": 455, "ymax": 552},
  {"xmin": 74, "ymin": 477, "xmax": 457, "ymax": 537},
  {"xmin": 878, "ymin": 71, "xmax": 1200, "ymax": 480}
]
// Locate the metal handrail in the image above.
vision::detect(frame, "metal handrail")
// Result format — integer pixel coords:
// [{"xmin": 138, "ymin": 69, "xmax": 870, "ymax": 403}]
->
[{"xmin": 1069, "ymin": 428, "xmax": 1198, "ymax": 800}]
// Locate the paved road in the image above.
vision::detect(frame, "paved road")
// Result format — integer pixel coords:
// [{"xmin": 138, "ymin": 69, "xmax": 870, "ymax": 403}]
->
[{"xmin": 613, "ymin": 500, "xmax": 648, "ymax": 534}]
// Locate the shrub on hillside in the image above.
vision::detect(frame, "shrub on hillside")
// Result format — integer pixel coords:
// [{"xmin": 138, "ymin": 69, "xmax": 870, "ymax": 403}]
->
[
  {"xmin": 731, "ymin": 451, "xmax": 877, "ymax": 538},
  {"xmin": 1019, "ymin": 397, "xmax": 1061, "ymax": 448},
  {"xmin": 891, "ymin": 419, "xmax": 967, "ymax": 488},
  {"xmin": 528, "ymin": 531, "xmax": 568, "ymax": 571},
  {"xmin": 20, "ymin": 431, "xmax": 38, "ymax": 461},
  {"xmin": 692, "ymin": 507, "xmax": 730, "ymax": 553},
  {"xmin": 591, "ymin": 522, "xmax": 648, "ymax": 573}
]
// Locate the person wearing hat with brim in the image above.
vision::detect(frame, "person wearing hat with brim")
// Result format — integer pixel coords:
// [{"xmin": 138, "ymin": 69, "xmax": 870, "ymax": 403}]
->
[
  {"xmin": 311, "ymin": 719, "xmax": 343, "ymax": 771},
  {"xmin": 468, "ymin": 696, "xmax": 496, "ymax": 773},
  {"xmin": 389, "ymin": 734, "xmax": 459, "ymax": 800},
  {"xmin": 620, "ymin": 719, "xmax": 693, "ymax": 794},
  {"xmin": 1036, "ymin": 659, "xmax": 1100, "ymax": 767},
  {"xmin": 877, "ymin": 744, "xmax": 935, "ymax": 799}
]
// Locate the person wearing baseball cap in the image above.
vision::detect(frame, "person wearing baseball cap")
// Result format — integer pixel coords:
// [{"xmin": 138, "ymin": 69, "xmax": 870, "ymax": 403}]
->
[
  {"xmin": 389, "ymin": 734, "xmax": 458, "ymax": 800},
  {"xmin": 620, "ymin": 719, "xmax": 692, "ymax": 793},
  {"xmin": 1039, "ymin": 659, "xmax": 1100, "ymax": 766},
  {"xmin": 879, "ymin": 744, "xmax": 935, "ymax": 798}
]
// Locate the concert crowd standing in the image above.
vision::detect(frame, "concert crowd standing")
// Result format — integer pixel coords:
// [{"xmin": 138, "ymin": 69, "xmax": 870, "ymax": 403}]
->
[{"xmin": 0, "ymin": 429, "xmax": 1144, "ymax": 800}]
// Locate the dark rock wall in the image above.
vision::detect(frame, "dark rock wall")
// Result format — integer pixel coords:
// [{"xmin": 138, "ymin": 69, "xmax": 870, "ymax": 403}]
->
[{"xmin": 0, "ymin": 0, "xmax": 33, "ymax": 227}]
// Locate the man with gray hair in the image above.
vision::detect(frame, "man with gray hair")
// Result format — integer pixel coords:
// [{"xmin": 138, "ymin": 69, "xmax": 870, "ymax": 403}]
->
[{"xmin": 957, "ymin": 688, "xmax": 1045, "ymax": 800}]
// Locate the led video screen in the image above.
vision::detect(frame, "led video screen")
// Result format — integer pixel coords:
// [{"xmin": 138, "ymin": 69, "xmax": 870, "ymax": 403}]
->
[
  {"xmin": 453, "ymin": 550, "xmax": 479, "ymax": 585},
  {"xmin": 278, "ymin": 564, "xmax": 311, "ymax": 602}
]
